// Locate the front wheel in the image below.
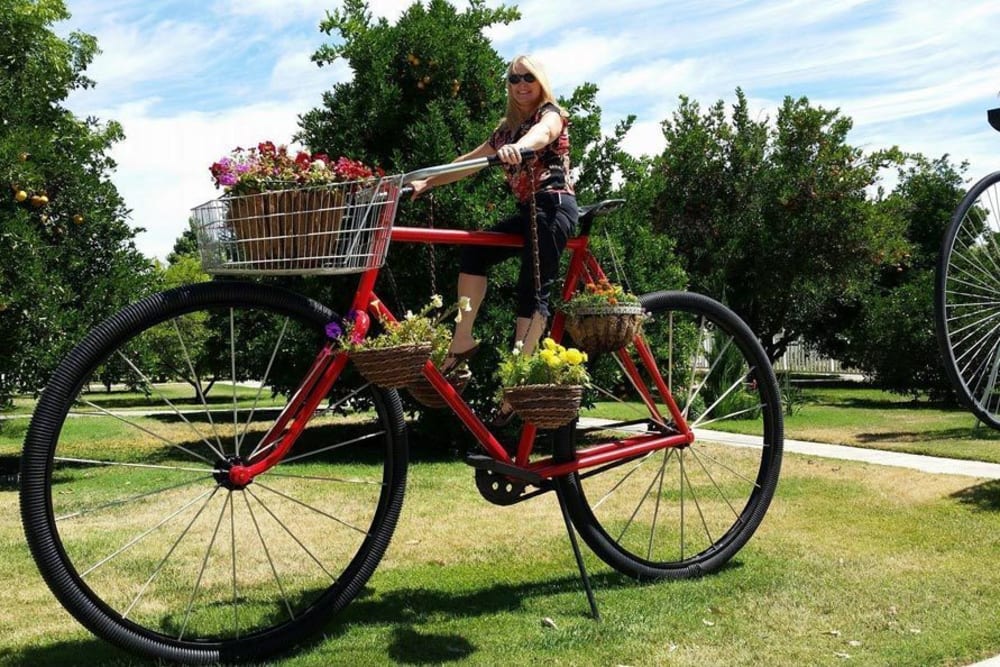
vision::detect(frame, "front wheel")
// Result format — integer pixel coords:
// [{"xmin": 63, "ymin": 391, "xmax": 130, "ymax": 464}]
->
[
  {"xmin": 557, "ymin": 291, "xmax": 783, "ymax": 579},
  {"xmin": 20, "ymin": 281, "xmax": 408, "ymax": 664},
  {"xmin": 935, "ymin": 171, "xmax": 1000, "ymax": 428}
]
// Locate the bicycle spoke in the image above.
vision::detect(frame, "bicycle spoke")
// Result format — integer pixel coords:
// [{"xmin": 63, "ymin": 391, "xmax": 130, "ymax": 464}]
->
[
  {"xmin": 75, "ymin": 400, "xmax": 216, "ymax": 466},
  {"xmin": 238, "ymin": 317, "xmax": 290, "ymax": 455},
  {"xmin": 244, "ymin": 487, "xmax": 338, "ymax": 582},
  {"xmin": 121, "ymin": 487, "xmax": 222, "ymax": 620},
  {"xmin": 55, "ymin": 473, "xmax": 212, "ymax": 521},
  {"xmin": 275, "ymin": 430, "xmax": 386, "ymax": 465},
  {"xmin": 80, "ymin": 486, "xmax": 218, "ymax": 578},
  {"xmin": 255, "ymin": 481, "xmax": 368, "ymax": 535},
  {"xmin": 243, "ymin": 492, "xmax": 295, "ymax": 622},
  {"xmin": 172, "ymin": 318, "xmax": 226, "ymax": 457},
  {"xmin": 112, "ymin": 350, "xmax": 227, "ymax": 461},
  {"xmin": 178, "ymin": 490, "xmax": 230, "ymax": 640},
  {"xmin": 679, "ymin": 452, "xmax": 714, "ymax": 550}
]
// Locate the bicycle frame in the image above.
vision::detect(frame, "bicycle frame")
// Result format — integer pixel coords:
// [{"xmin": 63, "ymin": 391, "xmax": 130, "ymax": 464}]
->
[{"xmin": 226, "ymin": 161, "xmax": 694, "ymax": 489}]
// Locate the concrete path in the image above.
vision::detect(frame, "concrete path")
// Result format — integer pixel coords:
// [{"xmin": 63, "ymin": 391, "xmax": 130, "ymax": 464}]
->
[{"xmin": 699, "ymin": 429, "xmax": 1000, "ymax": 479}]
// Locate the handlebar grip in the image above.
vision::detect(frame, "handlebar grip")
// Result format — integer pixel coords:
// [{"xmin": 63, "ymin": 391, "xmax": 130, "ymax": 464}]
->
[{"xmin": 485, "ymin": 147, "xmax": 537, "ymax": 167}]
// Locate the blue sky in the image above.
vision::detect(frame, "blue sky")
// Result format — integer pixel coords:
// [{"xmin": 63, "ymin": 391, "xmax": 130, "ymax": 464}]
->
[{"xmin": 61, "ymin": 0, "xmax": 1000, "ymax": 260}]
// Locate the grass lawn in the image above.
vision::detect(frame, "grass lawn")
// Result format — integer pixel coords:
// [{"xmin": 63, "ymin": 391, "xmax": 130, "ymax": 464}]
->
[
  {"xmin": 2, "ymin": 383, "xmax": 1000, "ymax": 665},
  {"xmin": 2, "ymin": 452, "xmax": 999, "ymax": 666}
]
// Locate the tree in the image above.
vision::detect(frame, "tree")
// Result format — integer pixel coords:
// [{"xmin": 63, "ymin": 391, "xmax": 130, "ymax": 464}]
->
[
  {"xmin": 834, "ymin": 155, "xmax": 967, "ymax": 398},
  {"xmin": 0, "ymin": 0, "xmax": 154, "ymax": 404},
  {"xmin": 295, "ymin": 1, "xmax": 686, "ymax": 423},
  {"xmin": 650, "ymin": 89, "xmax": 907, "ymax": 362}
]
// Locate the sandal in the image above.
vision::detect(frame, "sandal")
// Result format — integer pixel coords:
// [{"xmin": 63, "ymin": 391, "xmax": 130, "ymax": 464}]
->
[{"xmin": 439, "ymin": 343, "xmax": 480, "ymax": 377}]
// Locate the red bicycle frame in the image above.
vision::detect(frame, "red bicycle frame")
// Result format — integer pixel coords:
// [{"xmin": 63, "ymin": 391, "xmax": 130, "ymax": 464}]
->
[{"xmin": 227, "ymin": 226, "xmax": 693, "ymax": 488}]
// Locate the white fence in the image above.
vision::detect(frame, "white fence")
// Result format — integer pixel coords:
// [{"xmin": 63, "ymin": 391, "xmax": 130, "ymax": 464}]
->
[{"xmin": 774, "ymin": 339, "xmax": 856, "ymax": 375}]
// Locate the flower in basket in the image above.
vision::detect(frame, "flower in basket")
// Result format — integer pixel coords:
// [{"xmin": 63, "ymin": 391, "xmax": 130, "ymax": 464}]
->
[
  {"xmin": 563, "ymin": 278, "xmax": 642, "ymax": 315},
  {"xmin": 497, "ymin": 337, "xmax": 591, "ymax": 389},
  {"xmin": 209, "ymin": 141, "xmax": 382, "ymax": 195},
  {"xmin": 337, "ymin": 295, "xmax": 472, "ymax": 388},
  {"xmin": 496, "ymin": 338, "xmax": 591, "ymax": 428},
  {"xmin": 562, "ymin": 279, "xmax": 646, "ymax": 354}
]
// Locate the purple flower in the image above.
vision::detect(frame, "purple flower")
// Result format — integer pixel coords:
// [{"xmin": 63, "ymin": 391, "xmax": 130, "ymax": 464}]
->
[
  {"xmin": 219, "ymin": 173, "xmax": 238, "ymax": 186},
  {"xmin": 325, "ymin": 321, "xmax": 343, "ymax": 340}
]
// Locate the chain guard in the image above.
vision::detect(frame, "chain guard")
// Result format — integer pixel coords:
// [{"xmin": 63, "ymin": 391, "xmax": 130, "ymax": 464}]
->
[{"xmin": 474, "ymin": 467, "xmax": 528, "ymax": 506}]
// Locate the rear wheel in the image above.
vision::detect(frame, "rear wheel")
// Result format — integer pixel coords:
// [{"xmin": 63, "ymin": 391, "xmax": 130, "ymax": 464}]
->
[
  {"xmin": 20, "ymin": 281, "xmax": 408, "ymax": 663},
  {"xmin": 935, "ymin": 171, "xmax": 1000, "ymax": 428},
  {"xmin": 557, "ymin": 291, "xmax": 782, "ymax": 579}
]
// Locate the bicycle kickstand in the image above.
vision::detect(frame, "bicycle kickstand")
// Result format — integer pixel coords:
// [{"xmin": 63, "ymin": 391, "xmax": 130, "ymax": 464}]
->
[{"xmin": 555, "ymin": 484, "xmax": 601, "ymax": 621}]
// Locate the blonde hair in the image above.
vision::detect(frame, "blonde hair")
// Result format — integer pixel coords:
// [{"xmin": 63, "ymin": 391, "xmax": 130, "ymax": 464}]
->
[{"xmin": 500, "ymin": 55, "xmax": 567, "ymax": 132}]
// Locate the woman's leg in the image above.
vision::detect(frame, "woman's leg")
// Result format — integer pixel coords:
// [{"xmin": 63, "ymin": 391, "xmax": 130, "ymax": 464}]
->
[
  {"xmin": 450, "ymin": 272, "xmax": 487, "ymax": 355},
  {"xmin": 514, "ymin": 312, "xmax": 547, "ymax": 354}
]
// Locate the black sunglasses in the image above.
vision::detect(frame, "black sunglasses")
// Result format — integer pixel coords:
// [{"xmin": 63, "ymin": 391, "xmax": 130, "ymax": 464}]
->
[{"xmin": 507, "ymin": 72, "xmax": 537, "ymax": 85}]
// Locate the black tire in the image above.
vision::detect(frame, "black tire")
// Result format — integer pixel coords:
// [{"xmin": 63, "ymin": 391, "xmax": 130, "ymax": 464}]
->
[
  {"xmin": 556, "ymin": 291, "xmax": 782, "ymax": 579},
  {"xmin": 20, "ymin": 281, "xmax": 408, "ymax": 663},
  {"xmin": 935, "ymin": 171, "xmax": 1000, "ymax": 428}
]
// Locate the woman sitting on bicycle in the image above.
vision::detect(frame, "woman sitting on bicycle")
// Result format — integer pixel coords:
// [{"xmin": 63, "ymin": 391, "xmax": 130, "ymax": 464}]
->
[{"xmin": 409, "ymin": 54, "xmax": 578, "ymax": 420}]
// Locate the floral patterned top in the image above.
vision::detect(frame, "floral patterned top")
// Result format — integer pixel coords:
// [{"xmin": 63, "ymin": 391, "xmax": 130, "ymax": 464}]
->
[{"xmin": 489, "ymin": 102, "xmax": 573, "ymax": 203}]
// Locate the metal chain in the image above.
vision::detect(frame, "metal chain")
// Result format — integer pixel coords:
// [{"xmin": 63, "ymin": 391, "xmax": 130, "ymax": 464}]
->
[
  {"xmin": 602, "ymin": 222, "xmax": 632, "ymax": 295},
  {"xmin": 425, "ymin": 193, "xmax": 438, "ymax": 297},
  {"xmin": 525, "ymin": 159, "xmax": 543, "ymax": 313}
]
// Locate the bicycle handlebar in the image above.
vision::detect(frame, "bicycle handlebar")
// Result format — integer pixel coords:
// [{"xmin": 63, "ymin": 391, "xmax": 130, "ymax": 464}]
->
[{"xmin": 400, "ymin": 147, "xmax": 536, "ymax": 185}]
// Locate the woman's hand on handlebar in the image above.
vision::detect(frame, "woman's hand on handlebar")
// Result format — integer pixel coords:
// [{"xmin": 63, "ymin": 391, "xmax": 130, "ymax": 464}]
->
[
  {"xmin": 409, "ymin": 179, "xmax": 431, "ymax": 200},
  {"xmin": 496, "ymin": 143, "xmax": 527, "ymax": 165}
]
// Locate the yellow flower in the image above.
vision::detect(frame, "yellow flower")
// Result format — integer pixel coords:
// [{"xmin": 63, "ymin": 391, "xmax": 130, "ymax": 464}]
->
[
  {"xmin": 540, "ymin": 349, "xmax": 561, "ymax": 367},
  {"xmin": 562, "ymin": 348, "xmax": 584, "ymax": 365},
  {"xmin": 543, "ymin": 337, "xmax": 558, "ymax": 351}
]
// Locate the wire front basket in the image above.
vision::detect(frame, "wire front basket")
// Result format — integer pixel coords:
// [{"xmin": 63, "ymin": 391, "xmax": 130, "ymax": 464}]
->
[{"xmin": 192, "ymin": 174, "xmax": 404, "ymax": 275}]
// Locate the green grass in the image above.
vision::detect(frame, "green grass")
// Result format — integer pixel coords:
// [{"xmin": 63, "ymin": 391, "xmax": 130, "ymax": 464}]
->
[
  {"xmin": 3, "ymin": 384, "xmax": 1000, "ymax": 664},
  {"xmin": 2, "ymin": 456, "xmax": 1000, "ymax": 666}
]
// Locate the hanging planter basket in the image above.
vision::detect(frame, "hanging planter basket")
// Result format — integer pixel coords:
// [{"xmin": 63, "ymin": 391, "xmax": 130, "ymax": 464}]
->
[
  {"xmin": 406, "ymin": 368, "xmax": 472, "ymax": 409},
  {"xmin": 502, "ymin": 384, "xmax": 584, "ymax": 429},
  {"xmin": 350, "ymin": 342, "xmax": 432, "ymax": 388},
  {"xmin": 563, "ymin": 304, "xmax": 646, "ymax": 354}
]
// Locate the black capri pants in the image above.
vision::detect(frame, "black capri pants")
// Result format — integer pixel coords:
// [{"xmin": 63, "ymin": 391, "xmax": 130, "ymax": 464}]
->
[{"xmin": 459, "ymin": 191, "xmax": 578, "ymax": 319}]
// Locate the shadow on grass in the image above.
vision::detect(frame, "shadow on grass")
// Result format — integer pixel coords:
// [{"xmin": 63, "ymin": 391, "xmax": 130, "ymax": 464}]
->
[
  {"xmin": 951, "ymin": 479, "xmax": 1000, "ymax": 512},
  {"xmin": 0, "ymin": 638, "xmax": 152, "ymax": 666},
  {"xmin": 854, "ymin": 427, "xmax": 1000, "ymax": 444}
]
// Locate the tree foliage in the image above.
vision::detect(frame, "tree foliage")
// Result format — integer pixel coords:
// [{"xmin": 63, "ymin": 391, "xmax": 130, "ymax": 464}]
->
[
  {"xmin": 0, "ymin": 0, "xmax": 153, "ymax": 404},
  {"xmin": 651, "ymin": 89, "xmax": 907, "ymax": 361},
  {"xmin": 834, "ymin": 156, "xmax": 966, "ymax": 398}
]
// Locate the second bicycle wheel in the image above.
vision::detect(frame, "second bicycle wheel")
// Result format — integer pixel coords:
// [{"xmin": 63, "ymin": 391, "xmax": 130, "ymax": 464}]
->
[
  {"xmin": 20, "ymin": 281, "xmax": 408, "ymax": 664},
  {"xmin": 557, "ymin": 291, "xmax": 783, "ymax": 580},
  {"xmin": 936, "ymin": 171, "xmax": 1000, "ymax": 428}
]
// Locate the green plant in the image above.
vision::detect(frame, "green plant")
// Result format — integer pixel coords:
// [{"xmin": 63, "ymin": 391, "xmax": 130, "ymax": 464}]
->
[
  {"xmin": 496, "ymin": 337, "xmax": 591, "ymax": 390},
  {"xmin": 209, "ymin": 141, "xmax": 381, "ymax": 195},
  {"xmin": 562, "ymin": 278, "xmax": 641, "ymax": 315},
  {"xmin": 340, "ymin": 295, "xmax": 471, "ymax": 356}
]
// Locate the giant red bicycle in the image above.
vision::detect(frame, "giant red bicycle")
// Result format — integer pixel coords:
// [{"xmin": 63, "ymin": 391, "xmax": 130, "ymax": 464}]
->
[{"xmin": 20, "ymin": 155, "xmax": 783, "ymax": 663}]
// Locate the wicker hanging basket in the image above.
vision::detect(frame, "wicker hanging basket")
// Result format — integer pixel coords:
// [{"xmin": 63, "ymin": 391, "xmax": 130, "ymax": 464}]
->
[
  {"xmin": 350, "ymin": 342, "xmax": 432, "ymax": 388},
  {"xmin": 563, "ymin": 304, "xmax": 646, "ymax": 354},
  {"xmin": 406, "ymin": 368, "xmax": 472, "ymax": 409},
  {"xmin": 502, "ymin": 384, "xmax": 584, "ymax": 429}
]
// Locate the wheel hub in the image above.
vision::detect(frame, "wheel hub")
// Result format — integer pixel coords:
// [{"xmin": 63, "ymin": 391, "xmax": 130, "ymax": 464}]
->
[{"xmin": 215, "ymin": 456, "xmax": 254, "ymax": 490}]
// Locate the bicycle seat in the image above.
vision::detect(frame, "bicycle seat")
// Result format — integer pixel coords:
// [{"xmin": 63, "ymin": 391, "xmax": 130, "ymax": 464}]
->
[
  {"xmin": 578, "ymin": 198, "xmax": 626, "ymax": 236},
  {"xmin": 990, "ymin": 107, "xmax": 1000, "ymax": 133}
]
